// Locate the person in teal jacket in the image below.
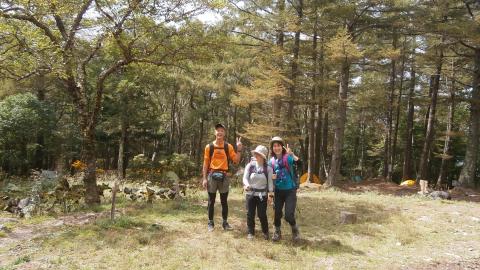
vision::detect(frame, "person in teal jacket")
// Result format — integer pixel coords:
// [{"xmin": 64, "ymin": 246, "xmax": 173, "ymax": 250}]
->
[{"xmin": 269, "ymin": 136, "xmax": 300, "ymax": 242}]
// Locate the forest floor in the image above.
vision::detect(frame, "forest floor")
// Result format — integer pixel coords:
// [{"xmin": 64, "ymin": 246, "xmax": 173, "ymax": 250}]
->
[{"xmin": 1, "ymin": 180, "xmax": 480, "ymax": 270}]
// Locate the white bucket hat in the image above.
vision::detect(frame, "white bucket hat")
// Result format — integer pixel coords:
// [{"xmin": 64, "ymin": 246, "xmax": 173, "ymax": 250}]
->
[{"xmin": 251, "ymin": 145, "xmax": 268, "ymax": 160}]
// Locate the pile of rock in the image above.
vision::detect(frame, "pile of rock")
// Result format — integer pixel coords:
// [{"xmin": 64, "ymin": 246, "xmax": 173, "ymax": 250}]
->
[
  {"xmin": 122, "ymin": 183, "xmax": 188, "ymax": 202},
  {"xmin": 2, "ymin": 196, "xmax": 38, "ymax": 218}
]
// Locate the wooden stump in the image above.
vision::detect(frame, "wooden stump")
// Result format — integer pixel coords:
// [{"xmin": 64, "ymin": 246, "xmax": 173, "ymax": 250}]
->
[
  {"xmin": 110, "ymin": 180, "xmax": 120, "ymax": 220},
  {"xmin": 419, "ymin": 180, "xmax": 429, "ymax": 194},
  {"xmin": 340, "ymin": 211, "xmax": 357, "ymax": 224}
]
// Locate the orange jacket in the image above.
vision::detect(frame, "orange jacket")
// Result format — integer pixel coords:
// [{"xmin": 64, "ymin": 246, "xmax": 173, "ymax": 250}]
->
[{"xmin": 203, "ymin": 142, "xmax": 238, "ymax": 172}]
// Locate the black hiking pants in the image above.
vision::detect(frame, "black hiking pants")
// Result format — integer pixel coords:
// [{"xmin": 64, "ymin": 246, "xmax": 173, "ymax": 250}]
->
[
  {"xmin": 274, "ymin": 189, "xmax": 297, "ymax": 227},
  {"xmin": 208, "ymin": 192, "xmax": 228, "ymax": 222},
  {"xmin": 245, "ymin": 194, "xmax": 269, "ymax": 234}
]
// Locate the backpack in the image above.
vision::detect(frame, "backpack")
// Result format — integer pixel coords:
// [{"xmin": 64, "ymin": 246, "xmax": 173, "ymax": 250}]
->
[
  {"xmin": 247, "ymin": 159, "xmax": 269, "ymax": 192},
  {"xmin": 208, "ymin": 142, "xmax": 231, "ymax": 171},
  {"xmin": 270, "ymin": 154, "xmax": 299, "ymax": 189}
]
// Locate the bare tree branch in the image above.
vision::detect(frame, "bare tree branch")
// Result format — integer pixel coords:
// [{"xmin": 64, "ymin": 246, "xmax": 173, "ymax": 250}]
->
[{"xmin": 64, "ymin": 0, "xmax": 94, "ymax": 50}]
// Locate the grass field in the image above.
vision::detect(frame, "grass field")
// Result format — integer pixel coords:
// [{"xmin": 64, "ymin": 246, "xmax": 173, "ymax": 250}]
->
[{"xmin": 1, "ymin": 187, "xmax": 479, "ymax": 270}]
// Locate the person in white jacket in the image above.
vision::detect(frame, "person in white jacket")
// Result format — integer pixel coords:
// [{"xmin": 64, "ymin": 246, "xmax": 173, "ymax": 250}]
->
[{"xmin": 243, "ymin": 145, "xmax": 273, "ymax": 240}]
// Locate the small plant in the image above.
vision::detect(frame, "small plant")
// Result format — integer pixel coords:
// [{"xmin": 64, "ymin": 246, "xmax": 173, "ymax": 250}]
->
[
  {"xmin": 95, "ymin": 216, "xmax": 145, "ymax": 230},
  {"xmin": 13, "ymin": 255, "xmax": 30, "ymax": 265}
]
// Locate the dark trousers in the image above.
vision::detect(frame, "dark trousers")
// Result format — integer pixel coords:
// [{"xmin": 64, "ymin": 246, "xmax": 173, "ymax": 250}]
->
[
  {"xmin": 274, "ymin": 189, "xmax": 297, "ymax": 227},
  {"xmin": 245, "ymin": 194, "xmax": 269, "ymax": 234},
  {"xmin": 208, "ymin": 192, "xmax": 228, "ymax": 221}
]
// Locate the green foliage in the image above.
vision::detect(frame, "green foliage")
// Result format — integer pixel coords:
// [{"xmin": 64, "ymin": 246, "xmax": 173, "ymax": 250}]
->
[
  {"xmin": 165, "ymin": 153, "xmax": 196, "ymax": 179},
  {"xmin": 0, "ymin": 93, "xmax": 56, "ymax": 174},
  {"xmin": 128, "ymin": 153, "xmax": 196, "ymax": 180}
]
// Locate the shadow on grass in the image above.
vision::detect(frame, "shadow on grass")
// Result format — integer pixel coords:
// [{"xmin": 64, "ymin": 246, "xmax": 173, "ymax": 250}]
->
[
  {"xmin": 295, "ymin": 237, "xmax": 365, "ymax": 255},
  {"xmin": 227, "ymin": 224, "xmax": 365, "ymax": 255},
  {"xmin": 223, "ymin": 192, "xmax": 400, "ymax": 254}
]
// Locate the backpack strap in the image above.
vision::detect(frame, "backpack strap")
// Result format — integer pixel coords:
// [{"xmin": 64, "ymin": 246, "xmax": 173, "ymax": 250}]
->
[
  {"xmin": 283, "ymin": 154, "xmax": 290, "ymax": 173},
  {"xmin": 224, "ymin": 142, "xmax": 231, "ymax": 170},
  {"xmin": 263, "ymin": 163, "xmax": 268, "ymax": 180},
  {"xmin": 283, "ymin": 154, "xmax": 294, "ymax": 179},
  {"xmin": 248, "ymin": 160, "xmax": 255, "ymax": 177},
  {"xmin": 270, "ymin": 157, "xmax": 276, "ymax": 171},
  {"xmin": 208, "ymin": 143, "xmax": 214, "ymax": 162},
  {"xmin": 264, "ymin": 163, "xmax": 269, "ymax": 193}
]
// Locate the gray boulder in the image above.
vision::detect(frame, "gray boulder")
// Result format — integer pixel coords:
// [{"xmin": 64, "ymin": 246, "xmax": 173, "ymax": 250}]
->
[{"xmin": 429, "ymin": 191, "xmax": 451, "ymax": 200}]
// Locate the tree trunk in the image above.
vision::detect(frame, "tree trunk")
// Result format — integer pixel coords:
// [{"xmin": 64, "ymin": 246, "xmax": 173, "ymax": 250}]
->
[
  {"xmin": 314, "ymin": 104, "xmax": 323, "ymax": 178},
  {"xmin": 82, "ymin": 127, "xmax": 100, "ymax": 205},
  {"xmin": 391, "ymin": 37, "xmax": 407, "ymax": 182},
  {"xmin": 359, "ymin": 112, "xmax": 366, "ymax": 177},
  {"xmin": 417, "ymin": 45, "xmax": 443, "ymax": 182},
  {"xmin": 308, "ymin": 10, "xmax": 319, "ymax": 182},
  {"xmin": 299, "ymin": 109, "xmax": 308, "ymax": 173},
  {"xmin": 110, "ymin": 180, "xmax": 119, "ymax": 220},
  {"xmin": 196, "ymin": 117, "xmax": 205, "ymax": 169},
  {"xmin": 34, "ymin": 74, "xmax": 46, "ymax": 170},
  {"xmin": 168, "ymin": 88, "xmax": 178, "ymax": 155},
  {"xmin": 117, "ymin": 116, "xmax": 128, "ymax": 179},
  {"xmin": 458, "ymin": 48, "xmax": 480, "ymax": 187},
  {"xmin": 287, "ymin": 0, "xmax": 303, "ymax": 120},
  {"xmin": 273, "ymin": 0, "xmax": 285, "ymax": 128},
  {"xmin": 423, "ymin": 75, "xmax": 434, "ymax": 137},
  {"xmin": 177, "ymin": 107, "xmax": 183, "ymax": 154},
  {"xmin": 437, "ymin": 76, "xmax": 455, "ymax": 188},
  {"xmin": 403, "ymin": 67, "xmax": 416, "ymax": 181},
  {"xmin": 320, "ymin": 111, "xmax": 329, "ymax": 178},
  {"xmin": 385, "ymin": 33, "xmax": 397, "ymax": 181},
  {"xmin": 326, "ymin": 61, "xmax": 350, "ymax": 186},
  {"xmin": 233, "ymin": 106, "xmax": 238, "ymax": 142},
  {"xmin": 314, "ymin": 34, "xmax": 326, "ymax": 178}
]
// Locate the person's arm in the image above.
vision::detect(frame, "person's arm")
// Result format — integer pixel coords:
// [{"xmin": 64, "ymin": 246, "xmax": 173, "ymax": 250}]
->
[
  {"xmin": 243, "ymin": 163, "xmax": 251, "ymax": 190},
  {"xmin": 267, "ymin": 166, "xmax": 274, "ymax": 204},
  {"xmin": 285, "ymin": 144, "xmax": 299, "ymax": 161},
  {"xmin": 231, "ymin": 137, "xmax": 243, "ymax": 164},
  {"xmin": 202, "ymin": 145, "xmax": 210, "ymax": 189},
  {"xmin": 267, "ymin": 166, "xmax": 274, "ymax": 193}
]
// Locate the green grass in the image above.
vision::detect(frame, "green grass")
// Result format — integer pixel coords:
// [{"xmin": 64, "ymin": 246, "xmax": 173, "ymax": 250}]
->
[
  {"xmin": 13, "ymin": 256, "xmax": 30, "ymax": 265},
  {"xmin": 1, "ymin": 188, "xmax": 479, "ymax": 269}
]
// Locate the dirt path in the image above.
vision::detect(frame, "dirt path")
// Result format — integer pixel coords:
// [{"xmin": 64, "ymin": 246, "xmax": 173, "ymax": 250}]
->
[{"xmin": 0, "ymin": 211, "xmax": 113, "ymax": 268}]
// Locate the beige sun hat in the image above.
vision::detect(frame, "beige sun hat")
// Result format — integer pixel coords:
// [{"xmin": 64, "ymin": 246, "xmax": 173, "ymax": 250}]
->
[
  {"xmin": 251, "ymin": 145, "xmax": 268, "ymax": 160},
  {"xmin": 270, "ymin": 136, "xmax": 284, "ymax": 148}
]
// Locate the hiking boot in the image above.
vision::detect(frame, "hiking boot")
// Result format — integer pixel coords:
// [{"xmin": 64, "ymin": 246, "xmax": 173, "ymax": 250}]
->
[
  {"xmin": 222, "ymin": 220, "xmax": 233, "ymax": 231},
  {"xmin": 247, "ymin": 233, "xmax": 254, "ymax": 240},
  {"xmin": 263, "ymin": 232, "xmax": 270, "ymax": 240},
  {"xmin": 291, "ymin": 225, "xmax": 300, "ymax": 242},
  {"xmin": 272, "ymin": 227, "xmax": 281, "ymax": 242},
  {"xmin": 208, "ymin": 220, "xmax": 214, "ymax": 232}
]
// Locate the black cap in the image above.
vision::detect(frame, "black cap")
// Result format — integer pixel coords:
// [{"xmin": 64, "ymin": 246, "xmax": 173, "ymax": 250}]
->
[{"xmin": 215, "ymin": 123, "xmax": 226, "ymax": 130}]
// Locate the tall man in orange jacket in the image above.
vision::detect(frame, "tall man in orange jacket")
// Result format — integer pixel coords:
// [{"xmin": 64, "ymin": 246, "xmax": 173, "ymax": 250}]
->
[{"xmin": 202, "ymin": 123, "xmax": 243, "ymax": 231}]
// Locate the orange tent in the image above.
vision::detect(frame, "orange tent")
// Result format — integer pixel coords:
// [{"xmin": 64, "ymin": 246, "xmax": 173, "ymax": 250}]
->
[{"xmin": 300, "ymin": 173, "xmax": 321, "ymax": 184}]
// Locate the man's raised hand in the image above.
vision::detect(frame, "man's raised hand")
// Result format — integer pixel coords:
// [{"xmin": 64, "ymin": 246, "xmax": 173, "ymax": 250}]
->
[{"xmin": 236, "ymin": 137, "xmax": 243, "ymax": 152}]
